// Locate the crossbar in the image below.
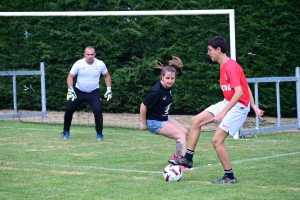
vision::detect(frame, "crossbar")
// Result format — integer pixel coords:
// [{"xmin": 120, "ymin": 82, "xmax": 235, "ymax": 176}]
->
[{"xmin": 0, "ymin": 9, "xmax": 236, "ymax": 61}]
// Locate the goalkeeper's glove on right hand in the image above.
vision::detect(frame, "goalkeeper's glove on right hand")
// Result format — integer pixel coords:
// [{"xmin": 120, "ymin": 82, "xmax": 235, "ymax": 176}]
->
[
  {"xmin": 104, "ymin": 87, "xmax": 112, "ymax": 101},
  {"xmin": 67, "ymin": 87, "xmax": 77, "ymax": 101}
]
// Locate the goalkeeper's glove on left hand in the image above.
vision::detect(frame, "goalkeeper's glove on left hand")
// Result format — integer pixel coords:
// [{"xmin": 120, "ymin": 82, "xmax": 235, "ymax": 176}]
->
[
  {"xmin": 67, "ymin": 87, "xmax": 77, "ymax": 101},
  {"xmin": 104, "ymin": 87, "xmax": 112, "ymax": 101}
]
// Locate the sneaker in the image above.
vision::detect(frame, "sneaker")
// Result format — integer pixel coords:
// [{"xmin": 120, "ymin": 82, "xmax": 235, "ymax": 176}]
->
[
  {"xmin": 168, "ymin": 157, "xmax": 193, "ymax": 168},
  {"xmin": 211, "ymin": 174, "xmax": 237, "ymax": 184},
  {"xmin": 62, "ymin": 130, "xmax": 70, "ymax": 139},
  {"xmin": 97, "ymin": 134, "xmax": 104, "ymax": 141}
]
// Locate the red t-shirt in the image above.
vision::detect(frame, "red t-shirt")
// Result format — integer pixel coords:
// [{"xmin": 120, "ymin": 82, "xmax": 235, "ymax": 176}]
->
[{"xmin": 219, "ymin": 58, "xmax": 249, "ymax": 106}]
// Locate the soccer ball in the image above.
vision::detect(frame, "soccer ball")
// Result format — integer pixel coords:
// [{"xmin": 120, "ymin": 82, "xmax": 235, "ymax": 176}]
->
[{"xmin": 163, "ymin": 164, "xmax": 182, "ymax": 182}]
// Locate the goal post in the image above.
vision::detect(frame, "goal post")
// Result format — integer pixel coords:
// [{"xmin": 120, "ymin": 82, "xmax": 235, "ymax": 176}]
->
[{"xmin": 0, "ymin": 10, "xmax": 237, "ymax": 60}]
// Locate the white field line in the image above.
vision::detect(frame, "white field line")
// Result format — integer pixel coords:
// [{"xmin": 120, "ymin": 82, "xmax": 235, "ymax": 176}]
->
[
  {"xmin": 0, "ymin": 160, "xmax": 162, "ymax": 174},
  {"xmin": 1, "ymin": 126, "xmax": 299, "ymax": 173},
  {"xmin": 0, "ymin": 126, "xmax": 47, "ymax": 131},
  {"xmin": 231, "ymin": 152, "xmax": 300, "ymax": 164},
  {"xmin": 1, "ymin": 152, "xmax": 299, "ymax": 174},
  {"xmin": 194, "ymin": 151, "xmax": 300, "ymax": 169}
]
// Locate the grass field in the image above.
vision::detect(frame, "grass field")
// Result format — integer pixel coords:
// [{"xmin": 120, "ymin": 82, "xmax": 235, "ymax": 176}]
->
[{"xmin": 0, "ymin": 121, "xmax": 299, "ymax": 200}]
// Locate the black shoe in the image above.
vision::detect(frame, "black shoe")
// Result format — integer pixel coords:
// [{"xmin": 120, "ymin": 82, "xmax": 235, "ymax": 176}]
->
[
  {"xmin": 211, "ymin": 174, "xmax": 237, "ymax": 184},
  {"xmin": 168, "ymin": 157, "xmax": 193, "ymax": 168}
]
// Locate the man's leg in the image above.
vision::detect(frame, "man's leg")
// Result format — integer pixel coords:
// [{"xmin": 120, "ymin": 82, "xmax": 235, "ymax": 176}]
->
[
  {"xmin": 88, "ymin": 89, "xmax": 104, "ymax": 139},
  {"xmin": 62, "ymin": 93, "xmax": 83, "ymax": 138},
  {"xmin": 212, "ymin": 128, "xmax": 231, "ymax": 169},
  {"xmin": 210, "ymin": 127, "xmax": 236, "ymax": 184},
  {"xmin": 188, "ymin": 111, "xmax": 214, "ymax": 150},
  {"xmin": 169, "ymin": 111, "xmax": 214, "ymax": 167}
]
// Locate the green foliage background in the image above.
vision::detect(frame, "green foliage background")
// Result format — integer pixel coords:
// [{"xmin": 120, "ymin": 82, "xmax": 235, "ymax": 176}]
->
[{"xmin": 0, "ymin": 0, "xmax": 299, "ymax": 117}]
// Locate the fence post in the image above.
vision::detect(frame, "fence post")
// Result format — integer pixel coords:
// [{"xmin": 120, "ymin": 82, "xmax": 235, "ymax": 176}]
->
[
  {"xmin": 296, "ymin": 67, "xmax": 300, "ymax": 132},
  {"xmin": 13, "ymin": 75, "xmax": 17, "ymax": 117},
  {"xmin": 40, "ymin": 62, "xmax": 47, "ymax": 120}
]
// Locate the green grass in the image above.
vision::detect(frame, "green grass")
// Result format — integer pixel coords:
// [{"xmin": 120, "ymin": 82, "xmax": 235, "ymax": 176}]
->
[{"xmin": 0, "ymin": 121, "xmax": 299, "ymax": 200}]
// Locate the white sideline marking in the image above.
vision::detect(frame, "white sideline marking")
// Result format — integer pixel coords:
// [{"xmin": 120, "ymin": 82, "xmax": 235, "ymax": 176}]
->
[
  {"xmin": 194, "ymin": 151, "xmax": 300, "ymax": 169},
  {"xmin": 231, "ymin": 152, "xmax": 300, "ymax": 164},
  {"xmin": 1, "ymin": 152, "xmax": 299, "ymax": 174},
  {"xmin": 0, "ymin": 160, "xmax": 162, "ymax": 174},
  {"xmin": 0, "ymin": 126, "xmax": 46, "ymax": 131},
  {"xmin": 1, "ymin": 126, "xmax": 299, "ymax": 172}
]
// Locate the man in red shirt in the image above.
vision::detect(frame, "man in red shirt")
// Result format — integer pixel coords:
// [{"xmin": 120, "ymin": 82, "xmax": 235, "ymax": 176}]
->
[{"xmin": 169, "ymin": 36, "xmax": 264, "ymax": 184}]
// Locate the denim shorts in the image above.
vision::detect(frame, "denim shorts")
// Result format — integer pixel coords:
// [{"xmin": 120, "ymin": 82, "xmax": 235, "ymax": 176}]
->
[{"xmin": 146, "ymin": 116, "xmax": 171, "ymax": 134}]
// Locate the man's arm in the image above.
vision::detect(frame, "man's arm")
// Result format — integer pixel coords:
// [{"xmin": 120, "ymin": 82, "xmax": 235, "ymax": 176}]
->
[
  {"xmin": 66, "ymin": 73, "xmax": 77, "ymax": 101},
  {"xmin": 67, "ymin": 73, "xmax": 75, "ymax": 88},
  {"xmin": 223, "ymin": 86, "xmax": 243, "ymax": 113},
  {"xmin": 103, "ymin": 72, "xmax": 112, "ymax": 87},
  {"xmin": 248, "ymin": 85, "xmax": 264, "ymax": 120},
  {"xmin": 214, "ymin": 86, "xmax": 243, "ymax": 123},
  {"xmin": 103, "ymin": 72, "xmax": 112, "ymax": 101}
]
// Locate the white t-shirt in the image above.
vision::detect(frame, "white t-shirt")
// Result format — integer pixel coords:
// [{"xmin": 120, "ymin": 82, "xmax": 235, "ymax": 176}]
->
[{"xmin": 70, "ymin": 58, "xmax": 108, "ymax": 92}]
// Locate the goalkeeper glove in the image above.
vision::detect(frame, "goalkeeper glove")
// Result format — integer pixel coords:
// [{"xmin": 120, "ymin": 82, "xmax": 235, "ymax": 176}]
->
[
  {"xmin": 104, "ymin": 87, "xmax": 112, "ymax": 101},
  {"xmin": 67, "ymin": 87, "xmax": 77, "ymax": 101}
]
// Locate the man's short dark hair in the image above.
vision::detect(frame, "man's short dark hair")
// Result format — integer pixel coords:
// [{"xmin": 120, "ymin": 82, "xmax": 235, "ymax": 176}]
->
[{"xmin": 206, "ymin": 36, "xmax": 227, "ymax": 53}]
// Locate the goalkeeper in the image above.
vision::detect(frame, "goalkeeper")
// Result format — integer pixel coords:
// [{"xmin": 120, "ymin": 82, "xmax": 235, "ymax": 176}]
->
[{"xmin": 62, "ymin": 46, "xmax": 112, "ymax": 140}]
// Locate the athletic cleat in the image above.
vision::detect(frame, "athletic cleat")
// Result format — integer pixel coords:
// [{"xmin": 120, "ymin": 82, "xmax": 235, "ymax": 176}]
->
[
  {"xmin": 97, "ymin": 134, "xmax": 104, "ymax": 141},
  {"xmin": 179, "ymin": 165, "xmax": 194, "ymax": 171},
  {"xmin": 211, "ymin": 174, "xmax": 237, "ymax": 184},
  {"xmin": 168, "ymin": 157, "xmax": 193, "ymax": 168},
  {"xmin": 171, "ymin": 154, "xmax": 178, "ymax": 160},
  {"xmin": 171, "ymin": 155, "xmax": 194, "ymax": 170},
  {"xmin": 62, "ymin": 130, "xmax": 70, "ymax": 139}
]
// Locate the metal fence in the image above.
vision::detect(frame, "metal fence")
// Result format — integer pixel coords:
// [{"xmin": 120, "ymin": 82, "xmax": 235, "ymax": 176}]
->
[
  {"xmin": 0, "ymin": 62, "xmax": 46, "ymax": 120},
  {"xmin": 239, "ymin": 67, "xmax": 300, "ymax": 137},
  {"xmin": 1, "ymin": 64, "xmax": 299, "ymax": 138}
]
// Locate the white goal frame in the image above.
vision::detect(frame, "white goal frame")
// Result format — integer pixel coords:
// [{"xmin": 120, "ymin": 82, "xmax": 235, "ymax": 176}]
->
[
  {"xmin": 0, "ymin": 10, "xmax": 236, "ymax": 60},
  {"xmin": 0, "ymin": 9, "xmax": 237, "ymax": 135}
]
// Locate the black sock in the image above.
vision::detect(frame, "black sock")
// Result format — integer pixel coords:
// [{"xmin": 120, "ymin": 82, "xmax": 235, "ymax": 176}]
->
[
  {"xmin": 224, "ymin": 169, "xmax": 234, "ymax": 179},
  {"xmin": 184, "ymin": 149, "xmax": 194, "ymax": 161}
]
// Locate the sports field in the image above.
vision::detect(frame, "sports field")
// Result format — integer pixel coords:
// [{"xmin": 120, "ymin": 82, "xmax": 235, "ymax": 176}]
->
[{"xmin": 0, "ymin": 121, "xmax": 299, "ymax": 200}]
